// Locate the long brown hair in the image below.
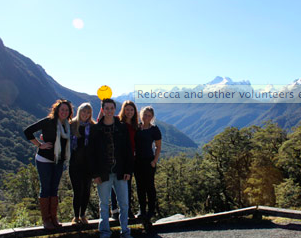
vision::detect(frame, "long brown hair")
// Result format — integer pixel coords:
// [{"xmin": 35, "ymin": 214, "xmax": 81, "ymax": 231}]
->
[
  {"xmin": 48, "ymin": 99, "xmax": 73, "ymax": 122},
  {"xmin": 118, "ymin": 100, "xmax": 138, "ymax": 129}
]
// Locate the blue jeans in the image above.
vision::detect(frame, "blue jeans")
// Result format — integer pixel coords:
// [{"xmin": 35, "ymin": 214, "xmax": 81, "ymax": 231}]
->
[
  {"xmin": 97, "ymin": 173, "xmax": 130, "ymax": 238},
  {"xmin": 111, "ymin": 175, "xmax": 133, "ymax": 212},
  {"xmin": 36, "ymin": 160, "xmax": 64, "ymax": 198}
]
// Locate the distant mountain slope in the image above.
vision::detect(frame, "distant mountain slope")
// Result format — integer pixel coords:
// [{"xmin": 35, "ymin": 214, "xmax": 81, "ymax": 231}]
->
[
  {"xmin": 156, "ymin": 120, "xmax": 197, "ymax": 148},
  {"xmin": 0, "ymin": 38, "xmax": 58, "ymax": 117},
  {"xmin": 153, "ymin": 103, "xmax": 273, "ymax": 144},
  {"xmin": 252, "ymin": 103, "xmax": 301, "ymax": 131},
  {"xmin": 0, "ymin": 37, "xmax": 197, "ymax": 177},
  {"xmin": 37, "ymin": 65, "xmax": 103, "ymax": 119},
  {"xmin": 0, "ymin": 37, "xmax": 104, "ymax": 119},
  {"xmin": 111, "ymin": 77, "xmax": 301, "ymax": 144},
  {"xmin": 154, "ymin": 103, "xmax": 301, "ymax": 145}
]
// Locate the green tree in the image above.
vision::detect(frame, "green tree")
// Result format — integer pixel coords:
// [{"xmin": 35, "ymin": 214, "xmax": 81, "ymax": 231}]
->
[
  {"xmin": 203, "ymin": 127, "xmax": 254, "ymax": 210},
  {"xmin": 156, "ymin": 154, "xmax": 207, "ymax": 217},
  {"xmin": 0, "ymin": 162, "xmax": 41, "ymax": 227},
  {"xmin": 276, "ymin": 125, "xmax": 301, "ymax": 182},
  {"xmin": 2, "ymin": 162, "xmax": 39, "ymax": 206},
  {"xmin": 244, "ymin": 121, "xmax": 286, "ymax": 206},
  {"xmin": 275, "ymin": 178, "xmax": 301, "ymax": 208}
]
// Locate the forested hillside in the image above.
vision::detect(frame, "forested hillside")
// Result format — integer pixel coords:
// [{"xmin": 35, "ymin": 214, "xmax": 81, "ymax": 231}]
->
[
  {"xmin": 0, "ymin": 104, "xmax": 36, "ymax": 178},
  {"xmin": 2, "ymin": 121, "xmax": 301, "ymax": 229}
]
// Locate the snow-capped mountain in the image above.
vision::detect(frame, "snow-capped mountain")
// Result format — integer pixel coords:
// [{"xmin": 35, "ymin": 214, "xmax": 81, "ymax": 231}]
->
[
  {"xmin": 113, "ymin": 76, "xmax": 301, "ymax": 103},
  {"xmin": 254, "ymin": 84, "xmax": 279, "ymax": 93},
  {"xmin": 113, "ymin": 92, "xmax": 135, "ymax": 103},
  {"xmin": 289, "ymin": 78, "xmax": 301, "ymax": 86},
  {"xmin": 278, "ymin": 78, "xmax": 301, "ymax": 92},
  {"xmin": 207, "ymin": 76, "xmax": 251, "ymax": 86}
]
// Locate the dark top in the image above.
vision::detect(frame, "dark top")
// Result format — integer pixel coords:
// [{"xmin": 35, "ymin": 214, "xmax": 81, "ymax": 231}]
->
[
  {"xmin": 24, "ymin": 117, "xmax": 67, "ymax": 162},
  {"xmin": 100, "ymin": 123, "xmax": 116, "ymax": 172},
  {"xmin": 70, "ymin": 124, "xmax": 90, "ymax": 170},
  {"xmin": 88, "ymin": 117, "xmax": 134, "ymax": 181},
  {"xmin": 135, "ymin": 124, "xmax": 162, "ymax": 160},
  {"xmin": 126, "ymin": 123, "xmax": 136, "ymax": 156}
]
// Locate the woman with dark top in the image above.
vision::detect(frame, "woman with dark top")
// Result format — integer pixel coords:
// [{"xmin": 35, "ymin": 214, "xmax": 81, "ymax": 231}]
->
[
  {"xmin": 24, "ymin": 99, "xmax": 73, "ymax": 230},
  {"xmin": 69, "ymin": 103, "xmax": 95, "ymax": 225},
  {"xmin": 111, "ymin": 100, "xmax": 138, "ymax": 220},
  {"xmin": 135, "ymin": 106, "xmax": 162, "ymax": 220}
]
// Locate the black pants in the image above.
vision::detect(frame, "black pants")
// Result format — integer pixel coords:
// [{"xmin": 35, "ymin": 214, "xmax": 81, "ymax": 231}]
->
[
  {"xmin": 69, "ymin": 167, "xmax": 92, "ymax": 217},
  {"xmin": 134, "ymin": 160, "xmax": 156, "ymax": 216},
  {"xmin": 111, "ymin": 176, "xmax": 133, "ymax": 212}
]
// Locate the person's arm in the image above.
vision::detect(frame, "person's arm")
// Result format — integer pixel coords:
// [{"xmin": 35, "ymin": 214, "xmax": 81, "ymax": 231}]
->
[
  {"xmin": 24, "ymin": 118, "xmax": 53, "ymax": 150},
  {"xmin": 97, "ymin": 108, "xmax": 104, "ymax": 122},
  {"xmin": 124, "ymin": 125, "xmax": 134, "ymax": 179},
  {"xmin": 87, "ymin": 124, "xmax": 101, "ymax": 179},
  {"xmin": 151, "ymin": 139, "xmax": 161, "ymax": 168}
]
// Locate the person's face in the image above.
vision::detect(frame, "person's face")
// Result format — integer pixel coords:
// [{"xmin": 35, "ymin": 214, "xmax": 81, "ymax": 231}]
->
[
  {"xmin": 103, "ymin": 103, "xmax": 116, "ymax": 118},
  {"xmin": 80, "ymin": 108, "xmax": 91, "ymax": 122},
  {"xmin": 124, "ymin": 105, "xmax": 135, "ymax": 120},
  {"xmin": 58, "ymin": 103, "xmax": 70, "ymax": 121},
  {"xmin": 142, "ymin": 110, "xmax": 153, "ymax": 124}
]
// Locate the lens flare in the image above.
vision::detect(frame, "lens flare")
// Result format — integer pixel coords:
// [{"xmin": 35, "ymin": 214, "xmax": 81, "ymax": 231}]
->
[{"xmin": 72, "ymin": 18, "xmax": 84, "ymax": 29}]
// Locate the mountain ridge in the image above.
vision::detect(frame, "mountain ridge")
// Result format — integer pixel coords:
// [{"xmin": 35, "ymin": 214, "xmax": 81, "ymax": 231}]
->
[
  {"xmin": 113, "ymin": 78, "xmax": 301, "ymax": 144},
  {"xmin": 0, "ymin": 37, "xmax": 198, "ymax": 176}
]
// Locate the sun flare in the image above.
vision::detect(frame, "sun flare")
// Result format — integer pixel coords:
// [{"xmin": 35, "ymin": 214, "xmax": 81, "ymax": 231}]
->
[{"xmin": 72, "ymin": 18, "xmax": 84, "ymax": 29}]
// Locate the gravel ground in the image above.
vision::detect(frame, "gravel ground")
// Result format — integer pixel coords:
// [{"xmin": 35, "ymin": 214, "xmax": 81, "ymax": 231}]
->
[
  {"xmin": 128, "ymin": 218, "xmax": 301, "ymax": 238},
  {"xmin": 55, "ymin": 218, "xmax": 301, "ymax": 238}
]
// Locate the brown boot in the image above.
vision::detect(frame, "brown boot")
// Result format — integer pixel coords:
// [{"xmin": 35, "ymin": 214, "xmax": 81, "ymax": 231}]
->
[
  {"xmin": 50, "ymin": 196, "xmax": 62, "ymax": 227},
  {"xmin": 39, "ymin": 197, "xmax": 55, "ymax": 230}
]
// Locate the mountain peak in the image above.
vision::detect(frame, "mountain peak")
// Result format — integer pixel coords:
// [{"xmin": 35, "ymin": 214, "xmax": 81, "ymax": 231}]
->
[
  {"xmin": 0, "ymin": 38, "xmax": 5, "ymax": 53},
  {"xmin": 207, "ymin": 76, "xmax": 232, "ymax": 85},
  {"xmin": 291, "ymin": 78, "xmax": 301, "ymax": 85},
  {"xmin": 207, "ymin": 76, "xmax": 251, "ymax": 86}
]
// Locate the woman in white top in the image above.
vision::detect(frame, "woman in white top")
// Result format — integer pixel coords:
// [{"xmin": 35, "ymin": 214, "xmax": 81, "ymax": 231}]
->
[{"xmin": 24, "ymin": 99, "xmax": 73, "ymax": 229}]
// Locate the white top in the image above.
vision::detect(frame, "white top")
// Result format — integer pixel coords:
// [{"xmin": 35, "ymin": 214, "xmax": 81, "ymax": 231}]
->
[{"xmin": 35, "ymin": 153, "xmax": 54, "ymax": 163}]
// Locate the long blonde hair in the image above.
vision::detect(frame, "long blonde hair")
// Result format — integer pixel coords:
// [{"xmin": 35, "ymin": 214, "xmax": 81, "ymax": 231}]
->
[
  {"xmin": 140, "ymin": 106, "xmax": 156, "ymax": 125},
  {"xmin": 71, "ymin": 102, "xmax": 95, "ymax": 137}
]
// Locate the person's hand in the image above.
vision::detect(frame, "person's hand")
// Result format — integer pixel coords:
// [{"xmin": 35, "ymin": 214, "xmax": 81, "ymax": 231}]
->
[
  {"xmin": 39, "ymin": 142, "xmax": 53, "ymax": 149},
  {"xmin": 150, "ymin": 160, "xmax": 156, "ymax": 168},
  {"xmin": 94, "ymin": 177, "xmax": 102, "ymax": 184},
  {"xmin": 123, "ymin": 174, "xmax": 131, "ymax": 181}
]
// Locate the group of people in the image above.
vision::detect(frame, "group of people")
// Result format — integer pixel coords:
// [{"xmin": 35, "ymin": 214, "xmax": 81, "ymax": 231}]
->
[{"xmin": 24, "ymin": 98, "xmax": 162, "ymax": 238}]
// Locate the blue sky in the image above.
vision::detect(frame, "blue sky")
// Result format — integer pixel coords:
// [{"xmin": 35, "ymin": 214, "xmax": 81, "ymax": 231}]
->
[{"xmin": 0, "ymin": 0, "xmax": 300, "ymax": 96}]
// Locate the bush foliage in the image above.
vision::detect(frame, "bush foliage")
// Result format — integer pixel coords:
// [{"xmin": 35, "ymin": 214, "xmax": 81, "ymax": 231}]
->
[{"xmin": 1, "ymin": 121, "xmax": 301, "ymax": 229}]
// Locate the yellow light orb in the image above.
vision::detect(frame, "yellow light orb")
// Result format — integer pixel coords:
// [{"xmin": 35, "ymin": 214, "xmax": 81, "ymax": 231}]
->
[{"xmin": 97, "ymin": 85, "xmax": 112, "ymax": 100}]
